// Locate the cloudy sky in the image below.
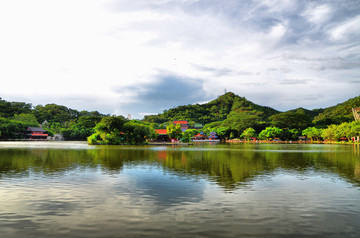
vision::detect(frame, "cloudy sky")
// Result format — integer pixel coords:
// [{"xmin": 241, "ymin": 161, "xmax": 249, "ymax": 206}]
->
[{"xmin": 0, "ymin": 0, "xmax": 359, "ymax": 118}]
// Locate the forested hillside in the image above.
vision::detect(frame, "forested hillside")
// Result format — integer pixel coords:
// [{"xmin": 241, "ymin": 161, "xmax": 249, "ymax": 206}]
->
[
  {"xmin": 313, "ymin": 96, "xmax": 360, "ymax": 127},
  {"xmin": 0, "ymin": 97, "xmax": 107, "ymax": 140},
  {"xmin": 143, "ymin": 92, "xmax": 279, "ymax": 125},
  {"xmin": 1, "ymin": 93, "xmax": 359, "ymax": 141}
]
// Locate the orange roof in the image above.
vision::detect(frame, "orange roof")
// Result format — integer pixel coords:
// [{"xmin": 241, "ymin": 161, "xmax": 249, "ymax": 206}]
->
[
  {"xmin": 155, "ymin": 129, "xmax": 167, "ymax": 135},
  {"xmin": 174, "ymin": 120, "xmax": 188, "ymax": 124}
]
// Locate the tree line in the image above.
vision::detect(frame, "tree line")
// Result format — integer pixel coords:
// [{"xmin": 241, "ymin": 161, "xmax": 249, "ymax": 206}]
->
[{"xmin": 1, "ymin": 93, "xmax": 360, "ymax": 143}]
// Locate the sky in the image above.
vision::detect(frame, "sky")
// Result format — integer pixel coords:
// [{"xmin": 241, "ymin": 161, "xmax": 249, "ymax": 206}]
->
[{"xmin": 0, "ymin": 0, "xmax": 359, "ymax": 119}]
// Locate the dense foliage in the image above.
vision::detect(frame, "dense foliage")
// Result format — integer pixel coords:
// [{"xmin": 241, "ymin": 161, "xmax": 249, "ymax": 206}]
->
[
  {"xmin": 1, "ymin": 93, "xmax": 360, "ymax": 143},
  {"xmin": 87, "ymin": 116, "xmax": 156, "ymax": 145},
  {"xmin": 143, "ymin": 92, "xmax": 279, "ymax": 125},
  {"xmin": 0, "ymin": 97, "xmax": 107, "ymax": 140},
  {"xmin": 313, "ymin": 96, "xmax": 360, "ymax": 127}
]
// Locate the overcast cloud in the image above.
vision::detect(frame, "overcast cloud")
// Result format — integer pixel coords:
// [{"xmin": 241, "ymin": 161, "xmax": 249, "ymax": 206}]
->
[{"xmin": 0, "ymin": 0, "xmax": 359, "ymax": 118}]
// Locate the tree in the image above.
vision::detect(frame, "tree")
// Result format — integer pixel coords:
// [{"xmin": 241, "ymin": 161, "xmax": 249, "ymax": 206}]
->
[
  {"xmin": 258, "ymin": 127, "xmax": 283, "ymax": 140},
  {"xmin": 166, "ymin": 123, "xmax": 183, "ymax": 139},
  {"xmin": 322, "ymin": 124, "xmax": 338, "ymax": 141},
  {"xmin": 87, "ymin": 117, "xmax": 155, "ymax": 145},
  {"xmin": 123, "ymin": 121, "xmax": 156, "ymax": 144},
  {"xmin": 223, "ymin": 110, "xmax": 264, "ymax": 137},
  {"xmin": 0, "ymin": 99, "xmax": 32, "ymax": 118},
  {"xmin": 0, "ymin": 117, "xmax": 28, "ymax": 139},
  {"xmin": 12, "ymin": 113, "xmax": 38, "ymax": 125},
  {"xmin": 61, "ymin": 116, "xmax": 102, "ymax": 140},
  {"xmin": 182, "ymin": 129, "xmax": 199, "ymax": 142},
  {"xmin": 281, "ymin": 128, "xmax": 300, "ymax": 141},
  {"xmin": 270, "ymin": 111, "xmax": 312, "ymax": 130},
  {"xmin": 94, "ymin": 116, "xmax": 126, "ymax": 134},
  {"xmin": 241, "ymin": 128, "xmax": 257, "ymax": 141},
  {"xmin": 349, "ymin": 121, "xmax": 360, "ymax": 139},
  {"xmin": 302, "ymin": 127, "xmax": 323, "ymax": 141}
]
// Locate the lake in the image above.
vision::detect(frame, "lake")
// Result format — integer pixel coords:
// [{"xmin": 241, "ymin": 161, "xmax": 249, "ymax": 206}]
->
[{"xmin": 0, "ymin": 141, "xmax": 359, "ymax": 237}]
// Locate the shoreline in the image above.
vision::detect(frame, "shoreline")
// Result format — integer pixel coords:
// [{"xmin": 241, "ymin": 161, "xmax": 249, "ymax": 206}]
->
[{"xmin": 225, "ymin": 139, "xmax": 360, "ymax": 145}]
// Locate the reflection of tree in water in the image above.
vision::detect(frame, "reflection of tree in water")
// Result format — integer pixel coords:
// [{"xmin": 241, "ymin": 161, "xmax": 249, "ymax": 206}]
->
[
  {"xmin": 0, "ymin": 149, "xmax": 96, "ymax": 178},
  {"xmin": 152, "ymin": 147, "xmax": 360, "ymax": 190},
  {"xmin": 0, "ymin": 145, "xmax": 359, "ymax": 190}
]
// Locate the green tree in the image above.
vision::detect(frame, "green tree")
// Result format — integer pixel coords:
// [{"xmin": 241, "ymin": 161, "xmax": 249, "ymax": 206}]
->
[
  {"xmin": 61, "ymin": 116, "xmax": 102, "ymax": 140},
  {"xmin": 258, "ymin": 127, "xmax": 283, "ymax": 140},
  {"xmin": 349, "ymin": 121, "xmax": 360, "ymax": 139},
  {"xmin": 322, "ymin": 124, "xmax": 338, "ymax": 141},
  {"xmin": 280, "ymin": 128, "xmax": 300, "ymax": 141},
  {"xmin": 182, "ymin": 129, "xmax": 199, "ymax": 142},
  {"xmin": 166, "ymin": 123, "xmax": 183, "ymax": 139},
  {"xmin": 0, "ymin": 117, "xmax": 28, "ymax": 139},
  {"xmin": 302, "ymin": 127, "xmax": 323, "ymax": 141},
  {"xmin": 270, "ymin": 111, "xmax": 312, "ymax": 130},
  {"xmin": 240, "ymin": 128, "xmax": 257, "ymax": 141},
  {"xmin": 223, "ymin": 110, "xmax": 264, "ymax": 137},
  {"xmin": 12, "ymin": 113, "xmax": 38, "ymax": 125},
  {"xmin": 87, "ymin": 117, "xmax": 155, "ymax": 145},
  {"xmin": 123, "ymin": 121, "xmax": 155, "ymax": 144}
]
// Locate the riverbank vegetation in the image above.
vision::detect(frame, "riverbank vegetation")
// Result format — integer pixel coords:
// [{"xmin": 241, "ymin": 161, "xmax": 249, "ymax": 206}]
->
[{"xmin": 1, "ymin": 92, "xmax": 360, "ymax": 144}]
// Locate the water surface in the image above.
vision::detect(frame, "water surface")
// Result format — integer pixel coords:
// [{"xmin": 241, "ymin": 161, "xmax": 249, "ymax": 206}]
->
[{"xmin": 0, "ymin": 142, "xmax": 360, "ymax": 237}]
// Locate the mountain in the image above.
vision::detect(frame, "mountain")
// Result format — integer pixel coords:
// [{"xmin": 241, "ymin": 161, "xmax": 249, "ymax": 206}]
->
[
  {"xmin": 143, "ymin": 92, "xmax": 279, "ymax": 125},
  {"xmin": 143, "ymin": 92, "xmax": 360, "ymax": 128},
  {"xmin": 313, "ymin": 95, "xmax": 360, "ymax": 126}
]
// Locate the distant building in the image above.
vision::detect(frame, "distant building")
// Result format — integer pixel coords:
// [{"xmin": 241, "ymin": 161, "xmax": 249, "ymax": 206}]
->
[
  {"xmin": 193, "ymin": 123, "xmax": 203, "ymax": 129},
  {"xmin": 193, "ymin": 133, "xmax": 206, "ymax": 140},
  {"xmin": 155, "ymin": 129, "xmax": 170, "ymax": 142},
  {"xmin": 25, "ymin": 127, "xmax": 48, "ymax": 140},
  {"xmin": 208, "ymin": 132, "xmax": 218, "ymax": 140},
  {"xmin": 174, "ymin": 121, "xmax": 188, "ymax": 132},
  {"xmin": 41, "ymin": 120, "xmax": 49, "ymax": 127},
  {"xmin": 48, "ymin": 134, "xmax": 64, "ymax": 141}
]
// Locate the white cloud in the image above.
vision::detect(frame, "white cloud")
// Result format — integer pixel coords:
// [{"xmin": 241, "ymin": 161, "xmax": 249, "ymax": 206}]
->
[
  {"xmin": 329, "ymin": 15, "xmax": 360, "ymax": 42},
  {"xmin": 303, "ymin": 4, "xmax": 331, "ymax": 25},
  {"xmin": 0, "ymin": 0, "xmax": 359, "ymax": 118}
]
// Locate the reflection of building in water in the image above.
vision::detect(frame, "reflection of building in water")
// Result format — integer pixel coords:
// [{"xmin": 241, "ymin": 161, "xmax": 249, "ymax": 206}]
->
[
  {"xmin": 354, "ymin": 144, "xmax": 360, "ymax": 181},
  {"xmin": 355, "ymin": 165, "xmax": 360, "ymax": 181}
]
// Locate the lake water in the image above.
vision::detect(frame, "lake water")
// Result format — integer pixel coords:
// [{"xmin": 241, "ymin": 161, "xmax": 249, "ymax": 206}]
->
[{"xmin": 0, "ymin": 141, "xmax": 360, "ymax": 237}]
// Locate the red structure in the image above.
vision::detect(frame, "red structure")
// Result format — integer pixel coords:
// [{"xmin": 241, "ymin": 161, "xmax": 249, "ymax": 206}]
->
[
  {"xmin": 155, "ymin": 129, "xmax": 170, "ymax": 142},
  {"xmin": 155, "ymin": 129, "xmax": 167, "ymax": 135},
  {"xmin": 25, "ymin": 127, "xmax": 48, "ymax": 140},
  {"xmin": 193, "ymin": 133, "xmax": 205, "ymax": 140},
  {"xmin": 174, "ymin": 121, "xmax": 188, "ymax": 132}
]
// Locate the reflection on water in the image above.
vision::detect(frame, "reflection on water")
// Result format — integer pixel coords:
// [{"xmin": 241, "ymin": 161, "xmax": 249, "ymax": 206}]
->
[{"xmin": 0, "ymin": 142, "xmax": 360, "ymax": 237}]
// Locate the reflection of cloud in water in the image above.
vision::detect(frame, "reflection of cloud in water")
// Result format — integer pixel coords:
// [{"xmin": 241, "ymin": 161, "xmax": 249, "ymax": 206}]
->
[
  {"xmin": 119, "ymin": 166, "xmax": 204, "ymax": 207},
  {"xmin": 29, "ymin": 200, "xmax": 79, "ymax": 216}
]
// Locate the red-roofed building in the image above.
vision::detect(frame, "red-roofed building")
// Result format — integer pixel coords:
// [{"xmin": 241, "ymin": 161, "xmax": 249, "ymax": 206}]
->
[
  {"xmin": 155, "ymin": 129, "xmax": 167, "ymax": 135},
  {"xmin": 155, "ymin": 129, "xmax": 170, "ymax": 142},
  {"xmin": 193, "ymin": 133, "xmax": 205, "ymax": 140},
  {"xmin": 174, "ymin": 120, "xmax": 188, "ymax": 131},
  {"xmin": 25, "ymin": 127, "xmax": 48, "ymax": 140}
]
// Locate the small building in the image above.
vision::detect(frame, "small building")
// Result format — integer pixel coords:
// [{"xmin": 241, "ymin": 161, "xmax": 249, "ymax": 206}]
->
[
  {"xmin": 174, "ymin": 121, "xmax": 188, "ymax": 132},
  {"xmin": 48, "ymin": 134, "xmax": 64, "ymax": 141},
  {"xmin": 208, "ymin": 132, "xmax": 218, "ymax": 140},
  {"xmin": 25, "ymin": 127, "xmax": 48, "ymax": 140},
  {"xmin": 155, "ymin": 129, "xmax": 170, "ymax": 142},
  {"xmin": 193, "ymin": 133, "xmax": 206, "ymax": 140},
  {"xmin": 193, "ymin": 123, "xmax": 203, "ymax": 129}
]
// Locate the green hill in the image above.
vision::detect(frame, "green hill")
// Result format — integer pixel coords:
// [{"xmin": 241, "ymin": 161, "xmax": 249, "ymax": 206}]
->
[
  {"xmin": 143, "ymin": 92, "xmax": 360, "ymax": 131},
  {"xmin": 143, "ymin": 92, "xmax": 279, "ymax": 125},
  {"xmin": 313, "ymin": 95, "xmax": 360, "ymax": 127}
]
